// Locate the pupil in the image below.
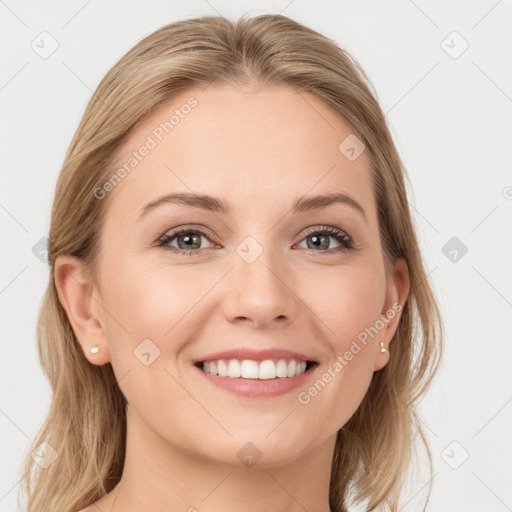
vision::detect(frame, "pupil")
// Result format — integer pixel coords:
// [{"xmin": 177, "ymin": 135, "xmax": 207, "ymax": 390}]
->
[
  {"xmin": 310, "ymin": 234, "xmax": 328, "ymax": 250},
  {"xmin": 181, "ymin": 233, "xmax": 199, "ymax": 249}
]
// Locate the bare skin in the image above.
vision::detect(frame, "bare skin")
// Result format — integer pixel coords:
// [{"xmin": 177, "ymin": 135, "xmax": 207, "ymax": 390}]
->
[{"xmin": 56, "ymin": 81, "xmax": 409, "ymax": 512}]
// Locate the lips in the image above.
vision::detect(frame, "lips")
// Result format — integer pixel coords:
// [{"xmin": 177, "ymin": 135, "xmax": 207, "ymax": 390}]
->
[
  {"xmin": 193, "ymin": 354, "xmax": 320, "ymax": 398},
  {"xmin": 193, "ymin": 347, "xmax": 318, "ymax": 365}
]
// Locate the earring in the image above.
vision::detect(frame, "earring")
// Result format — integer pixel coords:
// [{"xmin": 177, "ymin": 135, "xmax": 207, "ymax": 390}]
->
[
  {"xmin": 90, "ymin": 346, "xmax": 99, "ymax": 354},
  {"xmin": 380, "ymin": 341, "xmax": 386, "ymax": 353}
]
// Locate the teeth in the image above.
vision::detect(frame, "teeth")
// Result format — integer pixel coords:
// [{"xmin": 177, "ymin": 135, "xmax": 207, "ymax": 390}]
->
[
  {"xmin": 287, "ymin": 360, "xmax": 296, "ymax": 377},
  {"xmin": 217, "ymin": 360, "xmax": 228, "ymax": 377},
  {"xmin": 259, "ymin": 360, "xmax": 276, "ymax": 379},
  {"xmin": 276, "ymin": 359, "xmax": 288, "ymax": 377},
  {"xmin": 227, "ymin": 359, "xmax": 241, "ymax": 378},
  {"xmin": 201, "ymin": 358, "xmax": 309, "ymax": 379},
  {"xmin": 240, "ymin": 360, "xmax": 258, "ymax": 378}
]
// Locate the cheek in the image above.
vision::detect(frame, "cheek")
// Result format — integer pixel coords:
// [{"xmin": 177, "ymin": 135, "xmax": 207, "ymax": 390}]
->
[
  {"xmin": 300, "ymin": 260, "xmax": 384, "ymax": 397},
  {"xmin": 304, "ymin": 260, "xmax": 385, "ymax": 349},
  {"xmin": 99, "ymin": 262, "xmax": 201, "ymax": 417},
  {"xmin": 97, "ymin": 254, "xmax": 180, "ymax": 361},
  {"xmin": 100, "ymin": 255, "xmax": 222, "ymax": 367},
  {"xmin": 294, "ymin": 267, "xmax": 383, "ymax": 431}
]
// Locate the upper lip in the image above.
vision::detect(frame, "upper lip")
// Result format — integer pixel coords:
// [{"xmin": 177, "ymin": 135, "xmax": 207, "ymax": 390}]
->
[{"xmin": 193, "ymin": 347, "xmax": 318, "ymax": 364}]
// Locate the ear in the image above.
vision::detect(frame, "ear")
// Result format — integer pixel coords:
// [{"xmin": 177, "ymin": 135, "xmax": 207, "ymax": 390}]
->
[
  {"xmin": 54, "ymin": 255, "xmax": 111, "ymax": 365},
  {"xmin": 373, "ymin": 257, "xmax": 410, "ymax": 371}
]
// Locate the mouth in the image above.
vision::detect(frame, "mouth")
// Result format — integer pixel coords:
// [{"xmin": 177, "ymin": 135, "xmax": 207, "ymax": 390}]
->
[
  {"xmin": 193, "ymin": 357, "xmax": 319, "ymax": 398},
  {"xmin": 194, "ymin": 358, "xmax": 319, "ymax": 380}
]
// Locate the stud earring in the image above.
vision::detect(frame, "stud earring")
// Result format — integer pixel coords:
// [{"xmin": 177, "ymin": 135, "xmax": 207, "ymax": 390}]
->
[
  {"xmin": 380, "ymin": 341, "xmax": 386, "ymax": 353},
  {"xmin": 91, "ymin": 346, "xmax": 99, "ymax": 354}
]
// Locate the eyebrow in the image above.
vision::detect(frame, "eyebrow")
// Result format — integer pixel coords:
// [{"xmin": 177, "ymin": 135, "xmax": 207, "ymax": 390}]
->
[{"xmin": 138, "ymin": 191, "xmax": 367, "ymax": 223}]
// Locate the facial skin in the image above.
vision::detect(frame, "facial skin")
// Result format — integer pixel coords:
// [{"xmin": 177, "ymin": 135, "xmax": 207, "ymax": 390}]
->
[{"xmin": 55, "ymin": 82, "xmax": 409, "ymax": 512}]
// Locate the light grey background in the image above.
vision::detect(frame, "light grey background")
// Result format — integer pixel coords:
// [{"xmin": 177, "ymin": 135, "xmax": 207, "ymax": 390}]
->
[{"xmin": 1, "ymin": 1, "xmax": 511, "ymax": 511}]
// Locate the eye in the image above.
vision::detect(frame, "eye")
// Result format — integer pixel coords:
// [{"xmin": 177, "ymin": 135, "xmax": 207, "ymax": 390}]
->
[
  {"xmin": 296, "ymin": 226, "xmax": 354, "ymax": 255},
  {"xmin": 156, "ymin": 225, "xmax": 355, "ymax": 257},
  {"xmin": 157, "ymin": 227, "xmax": 215, "ymax": 256}
]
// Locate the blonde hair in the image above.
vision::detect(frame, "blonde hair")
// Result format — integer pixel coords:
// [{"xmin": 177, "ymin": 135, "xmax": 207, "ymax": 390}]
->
[{"xmin": 20, "ymin": 13, "xmax": 443, "ymax": 512}]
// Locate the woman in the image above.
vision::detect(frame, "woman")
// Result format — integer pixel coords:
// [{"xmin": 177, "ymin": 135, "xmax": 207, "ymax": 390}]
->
[{"xmin": 21, "ymin": 13, "xmax": 443, "ymax": 512}]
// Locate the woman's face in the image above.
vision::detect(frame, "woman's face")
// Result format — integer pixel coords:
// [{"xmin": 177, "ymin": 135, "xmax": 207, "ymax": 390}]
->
[{"xmin": 68, "ymin": 82, "xmax": 408, "ymax": 467}]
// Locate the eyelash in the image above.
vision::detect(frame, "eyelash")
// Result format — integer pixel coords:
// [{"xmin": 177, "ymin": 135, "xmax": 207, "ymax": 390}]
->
[{"xmin": 156, "ymin": 225, "xmax": 355, "ymax": 257}]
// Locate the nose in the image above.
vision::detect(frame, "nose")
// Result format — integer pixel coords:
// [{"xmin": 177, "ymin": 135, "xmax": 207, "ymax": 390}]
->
[{"xmin": 221, "ymin": 246, "xmax": 300, "ymax": 329}]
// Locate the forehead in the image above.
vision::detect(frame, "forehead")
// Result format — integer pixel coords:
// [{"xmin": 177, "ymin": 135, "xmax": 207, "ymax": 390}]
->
[{"xmin": 103, "ymin": 82, "xmax": 376, "ymax": 224}]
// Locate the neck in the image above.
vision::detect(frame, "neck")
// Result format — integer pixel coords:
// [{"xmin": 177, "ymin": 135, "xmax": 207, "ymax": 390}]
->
[{"xmin": 110, "ymin": 405, "xmax": 336, "ymax": 512}]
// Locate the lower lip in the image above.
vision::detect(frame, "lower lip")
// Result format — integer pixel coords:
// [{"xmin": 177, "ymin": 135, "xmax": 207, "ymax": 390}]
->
[{"xmin": 193, "ymin": 363, "xmax": 318, "ymax": 398}]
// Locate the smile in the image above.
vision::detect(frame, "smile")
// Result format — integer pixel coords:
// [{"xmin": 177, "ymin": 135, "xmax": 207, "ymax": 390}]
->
[
  {"xmin": 197, "ymin": 358, "xmax": 314, "ymax": 379},
  {"xmin": 193, "ymin": 358, "xmax": 319, "ymax": 398}
]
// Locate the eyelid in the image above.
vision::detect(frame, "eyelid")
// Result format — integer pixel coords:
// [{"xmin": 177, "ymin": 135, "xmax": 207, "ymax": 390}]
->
[
  {"xmin": 156, "ymin": 223, "xmax": 357, "ymax": 259},
  {"xmin": 156, "ymin": 224, "xmax": 219, "ymax": 245},
  {"xmin": 299, "ymin": 224, "xmax": 353, "ymax": 243},
  {"xmin": 157, "ymin": 224, "xmax": 352, "ymax": 248}
]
